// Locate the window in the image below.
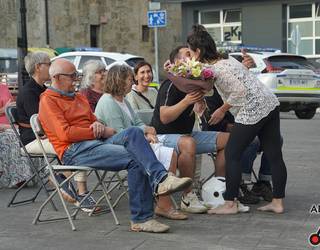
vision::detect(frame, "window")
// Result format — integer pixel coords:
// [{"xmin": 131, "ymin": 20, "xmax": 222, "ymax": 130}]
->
[
  {"xmin": 90, "ymin": 25, "xmax": 99, "ymax": 48},
  {"xmin": 289, "ymin": 4, "xmax": 312, "ymax": 18},
  {"xmin": 287, "ymin": 3, "xmax": 320, "ymax": 56},
  {"xmin": 104, "ymin": 57, "xmax": 115, "ymax": 65},
  {"xmin": 142, "ymin": 25, "xmax": 150, "ymax": 42},
  {"xmin": 199, "ymin": 9, "xmax": 241, "ymax": 44},
  {"xmin": 200, "ymin": 11, "xmax": 220, "ymax": 24},
  {"xmin": 0, "ymin": 58, "xmax": 18, "ymax": 73},
  {"xmin": 125, "ymin": 57, "xmax": 145, "ymax": 67},
  {"xmin": 78, "ymin": 56, "xmax": 102, "ymax": 70},
  {"xmin": 60, "ymin": 56, "xmax": 76, "ymax": 64},
  {"xmin": 223, "ymin": 9, "xmax": 241, "ymax": 23},
  {"xmin": 316, "ymin": 39, "xmax": 320, "ymax": 54}
]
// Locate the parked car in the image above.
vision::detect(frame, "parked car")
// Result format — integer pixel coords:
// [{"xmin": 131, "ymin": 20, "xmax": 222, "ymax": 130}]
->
[
  {"xmin": 0, "ymin": 48, "xmax": 18, "ymax": 89},
  {"xmin": 52, "ymin": 51, "xmax": 145, "ymax": 72},
  {"xmin": 0, "ymin": 48, "xmax": 57, "ymax": 95},
  {"xmin": 229, "ymin": 52, "xmax": 320, "ymax": 119},
  {"xmin": 52, "ymin": 51, "xmax": 159, "ymax": 88}
]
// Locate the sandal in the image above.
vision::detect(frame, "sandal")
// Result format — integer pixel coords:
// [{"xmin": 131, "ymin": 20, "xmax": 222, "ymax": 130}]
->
[{"xmin": 155, "ymin": 206, "xmax": 188, "ymax": 220}]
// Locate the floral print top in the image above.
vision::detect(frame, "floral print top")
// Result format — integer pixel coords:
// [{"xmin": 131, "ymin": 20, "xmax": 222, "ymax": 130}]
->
[{"xmin": 209, "ymin": 57, "xmax": 279, "ymax": 125}]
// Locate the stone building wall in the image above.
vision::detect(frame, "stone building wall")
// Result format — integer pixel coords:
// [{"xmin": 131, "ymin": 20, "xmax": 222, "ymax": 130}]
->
[{"xmin": 0, "ymin": 0, "xmax": 182, "ymax": 79}]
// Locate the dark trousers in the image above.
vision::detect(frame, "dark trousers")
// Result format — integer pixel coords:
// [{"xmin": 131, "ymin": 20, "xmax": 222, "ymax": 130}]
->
[{"xmin": 224, "ymin": 107, "xmax": 287, "ymax": 200}]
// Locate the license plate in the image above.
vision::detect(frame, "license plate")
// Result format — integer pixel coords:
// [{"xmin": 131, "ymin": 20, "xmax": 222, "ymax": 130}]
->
[
  {"xmin": 288, "ymin": 79, "xmax": 307, "ymax": 85},
  {"xmin": 282, "ymin": 78, "xmax": 314, "ymax": 87}
]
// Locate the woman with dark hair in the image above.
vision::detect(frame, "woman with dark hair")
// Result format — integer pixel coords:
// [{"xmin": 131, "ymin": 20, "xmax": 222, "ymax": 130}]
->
[
  {"xmin": 126, "ymin": 61, "xmax": 158, "ymax": 111},
  {"xmin": 187, "ymin": 24, "xmax": 287, "ymax": 214}
]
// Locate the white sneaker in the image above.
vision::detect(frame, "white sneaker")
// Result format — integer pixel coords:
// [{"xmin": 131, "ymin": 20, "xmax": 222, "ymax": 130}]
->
[{"xmin": 180, "ymin": 191, "xmax": 208, "ymax": 213}]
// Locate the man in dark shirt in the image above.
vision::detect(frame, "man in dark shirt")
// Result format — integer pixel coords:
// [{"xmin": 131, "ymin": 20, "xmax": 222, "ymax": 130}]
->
[
  {"xmin": 151, "ymin": 46, "xmax": 230, "ymax": 214},
  {"xmin": 17, "ymin": 60, "xmax": 48, "ymax": 146}
]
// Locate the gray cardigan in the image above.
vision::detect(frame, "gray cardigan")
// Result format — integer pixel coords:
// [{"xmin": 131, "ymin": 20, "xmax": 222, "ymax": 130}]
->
[{"xmin": 95, "ymin": 93, "xmax": 145, "ymax": 133}]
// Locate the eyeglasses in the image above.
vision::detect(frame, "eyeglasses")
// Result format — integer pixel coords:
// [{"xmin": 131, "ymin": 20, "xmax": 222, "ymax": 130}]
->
[
  {"xmin": 57, "ymin": 72, "xmax": 82, "ymax": 80},
  {"xmin": 39, "ymin": 62, "xmax": 51, "ymax": 66}
]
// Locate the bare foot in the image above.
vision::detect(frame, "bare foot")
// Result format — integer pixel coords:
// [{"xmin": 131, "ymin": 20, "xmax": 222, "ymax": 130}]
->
[
  {"xmin": 207, "ymin": 201, "xmax": 238, "ymax": 215},
  {"xmin": 257, "ymin": 199, "xmax": 284, "ymax": 214}
]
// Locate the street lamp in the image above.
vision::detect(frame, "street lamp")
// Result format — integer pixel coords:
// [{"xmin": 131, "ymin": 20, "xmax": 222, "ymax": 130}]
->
[{"xmin": 17, "ymin": 0, "xmax": 29, "ymax": 88}]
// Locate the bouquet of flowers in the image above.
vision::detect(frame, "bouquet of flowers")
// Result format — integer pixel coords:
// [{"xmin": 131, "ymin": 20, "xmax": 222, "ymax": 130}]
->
[{"xmin": 166, "ymin": 58, "xmax": 215, "ymax": 94}]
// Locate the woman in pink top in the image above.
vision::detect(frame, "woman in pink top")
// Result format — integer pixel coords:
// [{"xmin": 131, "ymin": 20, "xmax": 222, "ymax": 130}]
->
[
  {"xmin": 0, "ymin": 83, "xmax": 13, "ymax": 127},
  {"xmin": 0, "ymin": 83, "xmax": 33, "ymax": 188}
]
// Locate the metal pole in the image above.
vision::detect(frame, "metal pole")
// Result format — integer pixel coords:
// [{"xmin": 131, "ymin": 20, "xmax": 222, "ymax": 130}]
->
[
  {"xmin": 17, "ymin": 0, "xmax": 29, "ymax": 88},
  {"xmin": 154, "ymin": 27, "xmax": 159, "ymax": 83},
  {"xmin": 44, "ymin": 0, "xmax": 50, "ymax": 46}
]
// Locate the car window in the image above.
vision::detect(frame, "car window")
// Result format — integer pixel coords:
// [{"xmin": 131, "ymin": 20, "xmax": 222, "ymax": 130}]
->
[
  {"xmin": 125, "ymin": 57, "xmax": 144, "ymax": 67},
  {"xmin": 266, "ymin": 56, "xmax": 317, "ymax": 71},
  {"xmin": 61, "ymin": 56, "xmax": 76, "ymax": 64},
  {"xmin": 78, "ymin": 56, "xmax": 103, "ymax": 70},
  {"xmin": 0, "ymin": 58, "xmax": 18, "ymax": 73},
  {"xmin": 308, "ymin": 60, "xmax": 320, "ymax": 70},
  {"xmin": 104, "ymin": 57, "xmax": 116, "ymax": 65},
  {"xmin": 229, "ymin": 54, "xmax": 243, "ymax": 63}
]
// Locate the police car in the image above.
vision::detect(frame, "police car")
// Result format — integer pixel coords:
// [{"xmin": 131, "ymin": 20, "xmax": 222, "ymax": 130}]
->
[{"xmin": 227, "ymin": 46, "xmax": 320, "ymax": 119}]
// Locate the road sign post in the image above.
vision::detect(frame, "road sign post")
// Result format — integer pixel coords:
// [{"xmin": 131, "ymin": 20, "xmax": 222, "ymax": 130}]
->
[{"xmin": 147, "ymin": 10, "xmax": 167, "ymax": 83}]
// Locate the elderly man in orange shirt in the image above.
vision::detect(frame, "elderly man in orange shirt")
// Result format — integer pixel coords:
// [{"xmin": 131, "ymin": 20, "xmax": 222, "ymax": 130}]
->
[{"xmin": 38, "ymin": 58, "xmax": 192, "ymax": 233}]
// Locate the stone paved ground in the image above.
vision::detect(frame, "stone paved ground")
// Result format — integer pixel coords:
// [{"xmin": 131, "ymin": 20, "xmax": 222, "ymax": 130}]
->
[{"xmin": 0, "ymin": 112, "xmax": 319, "ymax": 250}]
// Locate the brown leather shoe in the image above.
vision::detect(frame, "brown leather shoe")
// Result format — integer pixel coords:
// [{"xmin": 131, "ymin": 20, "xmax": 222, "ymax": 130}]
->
[{"xmin": 155, "ymin": 206, "xmax": 188, "ymax": 220}]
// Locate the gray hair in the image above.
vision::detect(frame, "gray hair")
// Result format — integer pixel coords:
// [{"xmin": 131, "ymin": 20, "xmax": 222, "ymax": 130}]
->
[
  {"xmin": 81, "ymin": 60, "xmax": 106, "ymax": 89},
  {"xmin": 24, "ymin": 52, "xmax": 50, "ymax": 76}
]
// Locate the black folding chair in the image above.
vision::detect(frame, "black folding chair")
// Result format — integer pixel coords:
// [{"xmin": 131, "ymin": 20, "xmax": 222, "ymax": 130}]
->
[{"xmin": 5, "ymin": 105, "xmax": 57, "ymax": 210}]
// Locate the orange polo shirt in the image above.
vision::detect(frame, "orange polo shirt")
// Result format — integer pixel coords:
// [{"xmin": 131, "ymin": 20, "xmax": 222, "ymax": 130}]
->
[{"xmin": 39, "ymin": 88, "xmax": 97, "ymax": 160}]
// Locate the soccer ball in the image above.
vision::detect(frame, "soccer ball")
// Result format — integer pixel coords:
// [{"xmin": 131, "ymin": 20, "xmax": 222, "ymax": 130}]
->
[{"xmin": 201, "ymin": 176, "xmax": 226, "ymax": 208}]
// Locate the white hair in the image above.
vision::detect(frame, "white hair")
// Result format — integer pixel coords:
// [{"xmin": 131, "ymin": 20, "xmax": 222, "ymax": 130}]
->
[
  {"xmin": 24, "ymin": 52, "xmax": 50, "ymax": 75},
  {"xmin": 80, "ymin": 60, "xmax": 106, "ymax": 89},
  {"xmin": 48, "ymin": 59, "xmax": 66, "ymax": 78}
]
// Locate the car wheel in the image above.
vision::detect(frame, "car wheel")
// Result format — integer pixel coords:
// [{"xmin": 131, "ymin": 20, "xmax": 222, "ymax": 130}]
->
[{"xmin": 294, "ymin": 108, "xmax": 316, "ymax": 119}]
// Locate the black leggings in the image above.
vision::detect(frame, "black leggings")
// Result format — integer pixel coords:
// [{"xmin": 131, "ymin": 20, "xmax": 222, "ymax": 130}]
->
[{"xmin": 224, "ymin": 107, "xmax": 287, "ymax": 200}]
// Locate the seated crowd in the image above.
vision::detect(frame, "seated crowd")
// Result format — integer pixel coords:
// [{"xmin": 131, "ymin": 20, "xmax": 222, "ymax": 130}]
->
[{"xmin": 1, "ymin": 25, "xmax": 287, "ymax": 233}]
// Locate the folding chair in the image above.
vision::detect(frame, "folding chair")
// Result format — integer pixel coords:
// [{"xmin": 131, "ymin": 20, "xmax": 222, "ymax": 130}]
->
[
  {"xmin": 91, "ymin": 170, "xmax": 128, "ymax": 216},
  {"xmin": 30, "ymin": 114, "xmax": 122, "ymax": 231},
  {"xmin": 5, "ymin": 105, "xmax": 57, "ymax": 209}
]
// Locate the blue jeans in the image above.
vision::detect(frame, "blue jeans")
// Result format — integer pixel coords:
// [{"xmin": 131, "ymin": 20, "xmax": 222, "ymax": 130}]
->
[
  {"xmin": 62, "ymin": 127, "xmax": 167, "ymax": 223},
  {"xmin": 158, "ymin": 131, "xmax": 218, "ymax": 154},
  {"xmin": 241, "ymin": 136, "xmax": 283, "ymax": 182}
]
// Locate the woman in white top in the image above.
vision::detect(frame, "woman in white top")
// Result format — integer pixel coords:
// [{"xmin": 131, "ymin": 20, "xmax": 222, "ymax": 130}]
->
[
  {"xmin": 187, "ymin": 25, "xmax": 287, "ymax": 214},
  {"xmin": 126, "ymin": 61, "xmax": 158, "ymax": 110}
]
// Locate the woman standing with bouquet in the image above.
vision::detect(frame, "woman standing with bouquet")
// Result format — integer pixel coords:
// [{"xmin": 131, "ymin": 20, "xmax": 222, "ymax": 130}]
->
[{"xmin": 186, "ymin": 25, "xmax": 287, "ymax": 214}]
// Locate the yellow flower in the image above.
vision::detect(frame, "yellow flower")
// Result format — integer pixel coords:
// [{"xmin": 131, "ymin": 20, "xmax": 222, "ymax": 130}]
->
[{"xmin": 191, "ymin": 67, "xmax": 201, "ymax": 78}]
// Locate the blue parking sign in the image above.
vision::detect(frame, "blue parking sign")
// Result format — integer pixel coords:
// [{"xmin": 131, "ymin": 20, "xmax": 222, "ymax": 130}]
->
[{"xmin": 147, "ymin": 10, "xmax": 167, "ymax": 28}]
